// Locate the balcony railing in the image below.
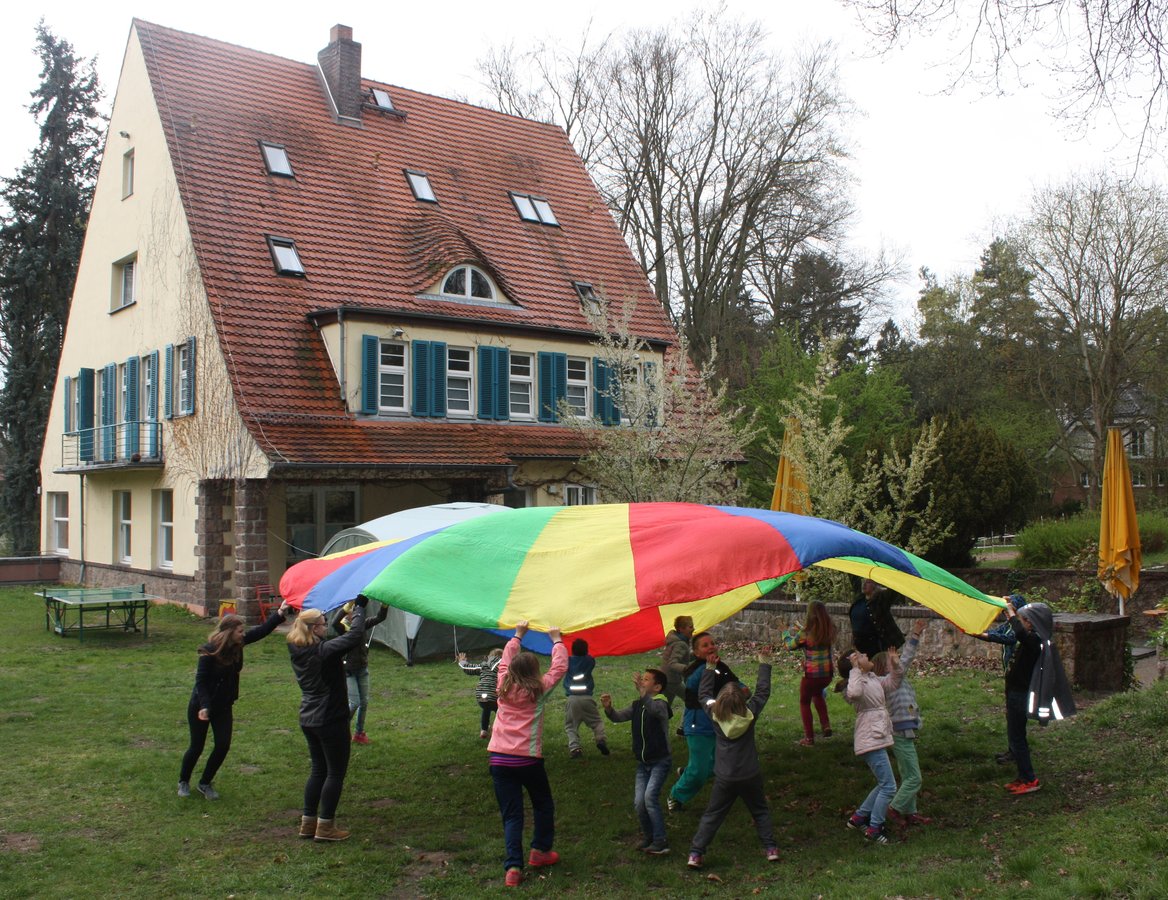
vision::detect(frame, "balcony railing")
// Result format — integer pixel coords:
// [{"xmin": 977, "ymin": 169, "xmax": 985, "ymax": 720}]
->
[{"xmin": 60, "ymin": 423, "xmax": 163, "ymax": 470}]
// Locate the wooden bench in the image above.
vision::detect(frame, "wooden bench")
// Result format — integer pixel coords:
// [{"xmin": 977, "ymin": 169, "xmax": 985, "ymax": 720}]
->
[{"xmin": 42, "ymin": 584, "xmax": 163, "ymax": 643}]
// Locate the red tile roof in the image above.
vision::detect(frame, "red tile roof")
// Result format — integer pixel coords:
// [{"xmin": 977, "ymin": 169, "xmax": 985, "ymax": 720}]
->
[{"xmin": 133, "ymin": 20, "xmax": 677, "ymax": 468}]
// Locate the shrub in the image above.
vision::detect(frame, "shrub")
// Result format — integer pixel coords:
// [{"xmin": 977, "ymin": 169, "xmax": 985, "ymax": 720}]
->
[{"xmin": 1015, "ymin": 509, "xmax": 1168, "ymax": 568}]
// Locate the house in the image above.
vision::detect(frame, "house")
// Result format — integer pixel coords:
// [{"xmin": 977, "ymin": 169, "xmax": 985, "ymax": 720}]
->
[
  {"xmin": 39, "ymin": 21, "xmax": 679, "ymax": 616},
  {"xmin": 1048, "ymin": 389, "xmax": 1167, "ymax": 511}
]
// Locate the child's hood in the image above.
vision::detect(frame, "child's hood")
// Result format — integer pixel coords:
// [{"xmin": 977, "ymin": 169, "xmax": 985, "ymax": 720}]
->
[{"xmin": 713, "ymin": 708, "xmax": 755, "ymax": 739}]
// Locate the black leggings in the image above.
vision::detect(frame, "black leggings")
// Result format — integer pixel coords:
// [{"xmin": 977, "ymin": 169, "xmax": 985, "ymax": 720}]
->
[
  {"xmin": 479, "ymin": 700, "xmax": 498, "ymax": 731},
  {"xmin": 302, "ymin": 719, "xmax": 352, "ymax": 820},
  {"xmin": 180, "ymin": 699, "xmax": 233, "ymax": 785}
]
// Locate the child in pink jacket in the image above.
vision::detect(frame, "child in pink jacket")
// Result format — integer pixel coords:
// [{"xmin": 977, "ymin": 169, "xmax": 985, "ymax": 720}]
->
[
  {"xmin": 838, "ymin": 649, "xmax": 902, "ymax": 844},
  {"xmin": 488, "ymin": 621, "xmax": 568, "ymax": 887}
]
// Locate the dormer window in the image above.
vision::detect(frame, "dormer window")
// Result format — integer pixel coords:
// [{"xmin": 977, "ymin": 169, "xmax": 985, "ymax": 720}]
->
[
  {"xmin": 260, "ymin": 142, "xmax": 294, "ymax": 177},
  {"xmin": 574, "ymin": 282, "xmax": 602, "ymax": 316},
  {"xmin": 405, "ymin": 170, "xmax": 437, "ymax": 203},
  {"xmin": 510, "ymin": 192, "xmax": 559, "ymax": 226},
  {"xmin": 267, "ymin": 236, "xmax": 305, "ymax": 276},
  {"xmin": 441, "ymin": 265, "xmax": 495, "ymax": 301}
]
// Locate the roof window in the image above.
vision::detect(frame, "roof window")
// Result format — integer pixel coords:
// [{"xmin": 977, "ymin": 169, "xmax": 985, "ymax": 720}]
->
[
  {"xmin": 574, "ymin": 282, "xmax": 602, "ymax": 316},
  {"xmin": 266, "ymin": 236, "xmax": 305, "ymax": 276},
  {"xmin": 510, "ymin": 192, "xmax": 559, "ymax": 226},
  {"xmin": 260, "ymin": 142, "xmax": 293, "ymax": 177},
  {"xmin": 371, "ymin": 88, "xmax": 396, "ymax": 111},
  {"xmin": 405, "ymin": 170, "xmax": 437, "ymax": 203}
]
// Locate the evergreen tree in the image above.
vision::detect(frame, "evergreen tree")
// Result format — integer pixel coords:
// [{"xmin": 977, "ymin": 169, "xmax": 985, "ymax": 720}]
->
[{"xmin": 0, "ymin": 23, "xmax": 102, "ymax": 551}]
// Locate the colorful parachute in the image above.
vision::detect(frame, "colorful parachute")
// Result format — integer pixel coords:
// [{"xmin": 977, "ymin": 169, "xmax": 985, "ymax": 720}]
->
[{"xmin": 279, "ymin": 503, "xmax": 1004, "ymax": 656}]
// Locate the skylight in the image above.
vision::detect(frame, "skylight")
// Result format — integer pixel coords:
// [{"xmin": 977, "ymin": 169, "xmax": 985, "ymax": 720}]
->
[
  {"xmin": 405, "ymin": 170, "xmax": 437, "ymax": 203},
  {"xmin": 260, "ymin": 142, "xmax": 293, "ymax": 177},
  {"xmin": 371, "ymin": 88, "xmax": 396, "ymax": 111},
  {"xmin": 574, "ymin": 282, "xmax": 602, "ymax": 316},
  {"xmin": 266, "ymin": 236, "xmax": 305, "ymax": 276},
  {"xmin": 510, "ymin": 192, "xmax": 559, "ymax": 226}
]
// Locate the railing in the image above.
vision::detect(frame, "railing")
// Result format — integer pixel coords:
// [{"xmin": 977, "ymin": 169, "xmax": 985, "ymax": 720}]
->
[{"xmin": 60, "ymin": 423, "xmax": 163, "ymax": 468}]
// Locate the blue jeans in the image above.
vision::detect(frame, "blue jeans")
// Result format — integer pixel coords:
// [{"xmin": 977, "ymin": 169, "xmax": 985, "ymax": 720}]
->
[
  {"xmin": 490, "ymin": 761, "xmax": 554, "ymax": 871},
  {"xmin": 634, "ymin": 757, "xmax": 672, "ymax": 843},
  {"xmin": 347, "ymin": 668, "xmax": 370, "ymax": 733},
  {"xmin": 856, "ymin": 748, "xmax": 897, "ymax": 827},
  {"xmin": 1006, "ymin": 690, "xmax": 1035, "ymax": 781}
]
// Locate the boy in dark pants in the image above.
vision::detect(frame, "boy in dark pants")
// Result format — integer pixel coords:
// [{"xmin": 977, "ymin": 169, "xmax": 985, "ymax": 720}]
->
[
  {"xmin": 1002, "ymin": 598, "xmax": 1075, "ymax": 794},
  {"xmin": 601, "ymin": 668, "xmax": 673, "ymax": 854}
]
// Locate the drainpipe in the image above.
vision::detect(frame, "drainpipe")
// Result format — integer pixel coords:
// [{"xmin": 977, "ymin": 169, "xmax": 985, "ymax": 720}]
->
[
  {"xmin": 338, "ymin": 307, "xmax": 346, "ymax": 407},
  {"xmin": 78, "ymin": 472, "xmax": 87, "ymax": 583}
]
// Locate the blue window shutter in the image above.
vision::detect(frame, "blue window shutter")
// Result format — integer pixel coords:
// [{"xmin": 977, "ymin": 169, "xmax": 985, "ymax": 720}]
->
[
  {"xmin": 643, "ymin": 362, "xmax": 658, "ymax": 426},
  {"xmin": 184, "ymin": 336, "xmax": 197, "ymax": 415},
  {"xmin": 163, "ymin": 344, "xmax": 174, "ymax": 419},
  {"xmin": 78, "ymin": 368, "xmax": 94, "ymax": 461},
  {"xmin": 360, "ymin": 335, "xmax": 378, "ymax": 414},
  {"xmin": 537, "ymin": 352, "xmax": 556, "ymax": 422},
  {"xmin": 412, "ymin": 340, "xmax": 431, "ymax": 416},
  {"xmin": 593, "ymin": 358, "xmax": 615, "ymax": 425},
  {"xmin": 493, "ymin": 347, "xmax": 510, "ymax": 420},
  {"xmin": 63, "ymin": 376, "xmax": 72, "ymax": 433},
  {"xmin": 125, "ymin": 357, "xmax": 140, "ymax": 455},
  {"xmin": 553, "ymin": 353, "xmax": 567, "ymax": 415},
  {"xmin": 430, "ymin": 342, "xmax": 448, "ymax": 417},
  {"xmin": 478, "ymin": 346, "xmax": 498, "ymax": 420},
  {"xmin": 102, "ymin": 363, "xmax": 116, "ymax": 461}
]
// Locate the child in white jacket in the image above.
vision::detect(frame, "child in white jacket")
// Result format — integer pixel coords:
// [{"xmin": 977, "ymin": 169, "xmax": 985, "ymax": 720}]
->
[{"xmin": 837, "ymin": 649, "xmax": 902, "ymax": 843}]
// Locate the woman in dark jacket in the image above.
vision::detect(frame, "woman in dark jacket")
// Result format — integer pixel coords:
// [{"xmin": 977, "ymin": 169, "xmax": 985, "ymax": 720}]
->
[
  {"xmin": 178, "ymin": 603, "xmax": 290, "ymax": 800},
  {"xmin": 287, "ymin": 598, "xmax": 369, "ymax": 842}
]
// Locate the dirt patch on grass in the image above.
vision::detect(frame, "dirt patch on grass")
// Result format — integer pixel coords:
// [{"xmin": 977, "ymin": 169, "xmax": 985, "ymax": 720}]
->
[
  {"xmin": 401, "ymin": 849, "xmax": 453, "ymax": 882},
  {"xmin": 0, "ymin": 832, "xmax": 41, "ymax": 853},
  {"xmin": 370, "ymin": 797, "xmax": 399, "ymax": 809}
]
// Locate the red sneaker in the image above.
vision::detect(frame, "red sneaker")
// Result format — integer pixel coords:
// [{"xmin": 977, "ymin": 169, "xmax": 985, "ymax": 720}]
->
[
  {"xmin": 528, "ymin": 848, "xmax": 560, "ymax": 868},
  {"xmin": 885, "ymin": 808, "xmax": 906, "ymax": 827},
  {"xmin": 1003, "ymin": 779, "xmax": 1025, "ymax": 791},
  {"xmin": 352, "ymin": 732, "xmax": 369, "ymax": 745},
  {"xmin": 1008, "ymin": 779, "xmax": 1041, "ymax": 795},
  {"xmin": 905, "ymin": 813, "xmax": 933, "ymax": 825},
  {"xmin": 505, "ymin": 867, "xmax": 523, "ymax": 887}
]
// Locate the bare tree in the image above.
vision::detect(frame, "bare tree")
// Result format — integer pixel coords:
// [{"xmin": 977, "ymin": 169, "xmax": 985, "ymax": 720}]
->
[
  {"xmin": 562, "ymin": 301, "xmax": 758, "ymax": 504},
  {"xmin": 479, "ymin": 11, "xmax": 864, "ymax": 361},
  {"xmin": 843, "ymin": 0, "xmax": 1168, "ymax": 150},
  {"xmin": 1012, "ymin": 171, "xmax": 1168, "ymax": 479}
]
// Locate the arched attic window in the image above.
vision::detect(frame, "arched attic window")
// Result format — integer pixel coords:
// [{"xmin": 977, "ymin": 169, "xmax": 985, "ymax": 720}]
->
[{"xmin": 441, "ymin": 264, "xmax": 496, "ymax": 302}]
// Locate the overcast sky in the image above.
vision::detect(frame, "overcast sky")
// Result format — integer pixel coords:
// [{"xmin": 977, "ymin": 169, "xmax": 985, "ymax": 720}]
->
[{"xmin": 0, "ymin": 1, "xmax": 1159, "ymax": 325}]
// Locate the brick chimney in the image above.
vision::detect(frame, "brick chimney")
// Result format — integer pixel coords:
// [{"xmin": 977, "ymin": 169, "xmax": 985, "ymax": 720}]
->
[{"xmin": 318, "ymin": 25, "xmax": 363, "ymax": 121}]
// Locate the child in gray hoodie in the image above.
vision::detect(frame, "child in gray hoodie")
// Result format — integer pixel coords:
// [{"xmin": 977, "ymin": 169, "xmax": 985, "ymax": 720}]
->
[{"xmin": 686, "ymin": 649, "xmax": 777, "ymax": 869}]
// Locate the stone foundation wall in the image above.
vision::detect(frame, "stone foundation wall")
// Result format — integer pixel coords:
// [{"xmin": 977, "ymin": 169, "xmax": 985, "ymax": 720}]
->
[
  {"xmin": 57, "ymin": 559, "xmax": 201, "ymax": 612},
  {"xmin": 714, "ymin": 598, "xmax": 1129, "ymax": 691}
]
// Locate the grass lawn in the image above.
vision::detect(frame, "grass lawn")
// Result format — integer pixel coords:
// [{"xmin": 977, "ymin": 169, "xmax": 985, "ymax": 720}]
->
[{"xmin": 2, "ymin": 586, "xmax": 1167, "ymax": 898}]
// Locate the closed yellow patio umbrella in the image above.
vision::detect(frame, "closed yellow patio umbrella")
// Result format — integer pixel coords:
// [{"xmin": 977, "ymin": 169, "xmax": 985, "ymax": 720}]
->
[
  {"xmin": 1098, "ymin": 428, "xmax": 1141, "ymax": 615},
  {"xmin": 771, "ymin": 417, "xmax": 811, "ymax": 515}
]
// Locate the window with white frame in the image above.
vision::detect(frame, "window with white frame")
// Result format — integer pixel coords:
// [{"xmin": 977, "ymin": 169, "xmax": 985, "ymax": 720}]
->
[
  {"xmin": 285, "ymin": 485, "xmax": 359, "ymax": 562},
  {"xmin": 440, "ymin": 265, "xmax": 495, "ymax": 302},
  {"xmin": 510, "ymin": 192, "xmax": 559, "ymax": 226},
  {"xmin": 566, "ymin": 356, "xmax": 589, "ymax": 417},
  {"xmin": 116, "ymin": 491, "xmax": 132, "ymax": 564},
  {"xmin": 563, "ymin": 484, "xmax": 597, "ymax": 506},
  {"xmin": 177, "ymin": 342, "xmax": 193, "ymax": 415},
  {"xmin": 49, "ymin": 492, "xmax": 69, "ymax": 554},
  {"xmin": 260, "ymin": 141, "xmax": 294, "ymax": 177},
  {"xmin": 447, "ymin": 347, "xmax": 473, "ymax": 415},
  {"xmin": 1133, "ymin": 469, "xmax": 1147, "ymax": 488},
  {"xmin": 267, "ymin": 236, "xmax": 305, "ymax": 275},
  {"xmin": 378, "ymin": 341, "xmax": 407, "ymax": 412},
  {"xmin": 509, "ymin": 353, "xmax": 533, "ymax": 418},
  {"xmin": 156, "ymin": 490, "xmax": 174, "ymax": 569},
  {"xmin": 113, "ymin": 256, "xmax": 137, "ymax": 311},
  {"xmin": 1129, "ymin": 429, "xmax": 1148, "ymax": 458},
  {"xmin": 1079, "ymin": 471, "xmax": 1090, "ymax": 489},
  {"xmin": 122, "ymin": 149, "xmax": 135, "ymax": 198}
]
